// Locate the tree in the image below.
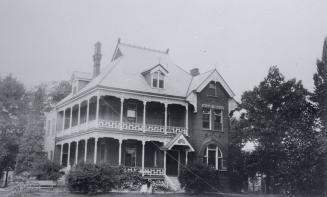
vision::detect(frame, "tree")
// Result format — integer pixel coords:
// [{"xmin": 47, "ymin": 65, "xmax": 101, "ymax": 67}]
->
[
  {"xmin": 239, "ymin": 66, "xmax": 324, "ymax": 195},
  {"xmin": 15, "ymin": 80, "xmax": 71, "ymax": 174},
  {"xmin": 47, "ymin": 80, "xmax": 71, "ymax": 106},
  {"xmin": 313, "ymin": 37, "xmax": 327, "ymax": 193},
  {"xmin": 0, "ymin": 75, "xmax": 27, "ymax": 186},
  {"xmin": 15, "ymin": 86, "xmax": 48, "ymax": 174}
]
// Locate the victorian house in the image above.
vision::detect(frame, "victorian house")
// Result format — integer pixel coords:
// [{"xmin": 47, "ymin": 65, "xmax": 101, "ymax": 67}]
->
[{"xmin": 44, "ymin": 39, "xmax": 237, "ymax": 190}]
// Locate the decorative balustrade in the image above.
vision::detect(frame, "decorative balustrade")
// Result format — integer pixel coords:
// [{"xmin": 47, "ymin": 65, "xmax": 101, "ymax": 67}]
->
[
  {"xmin": 122, "ymin": 122, "xmax": 143, "ymax": 132},
  {"xmin": 142, "ymin": 167, "xmax": 166, "ymax": 176},
  {"xmin": 57, "ymin": 119, "xmax": 187, "ymax": 137},
  {"xmin": 167, "ymin": 126, "xmax": 187, "ymax": 135},
  {"xmin": 98, "ymin": 120, "xmax": 120, "ymax": 129},
  {"xmin": 145, "ymin": 124, "xmax": 165, "ymax": 133},
  {"xmin": 123, "ymin": 167, "xmax": 165, "ymax": 176}
]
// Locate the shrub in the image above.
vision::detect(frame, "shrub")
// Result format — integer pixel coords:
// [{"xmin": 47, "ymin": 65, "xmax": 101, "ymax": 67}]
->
[
  {"xmin": 151, "ymin": 180, "xmax": 170, "ymax": 192},
  {"xmin": 30, "ymin": 159, "xmax": 63, "ymax": 181},
  {"xmin": 116, "ymin": 167, "xmax": 145, "ymax": 191},
  {"xmin": 178, "ymin": 162, "xmax": 221, "ymax": 194},
  {"xmin": 67, "ymin": 163, "xmax": 121, "ymax": 194}
]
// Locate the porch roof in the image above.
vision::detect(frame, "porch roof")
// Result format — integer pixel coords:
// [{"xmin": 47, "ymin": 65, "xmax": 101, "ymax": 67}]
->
[{"xmin": 161, "ymin": 133, "xmax": 195, "ymax": 152}]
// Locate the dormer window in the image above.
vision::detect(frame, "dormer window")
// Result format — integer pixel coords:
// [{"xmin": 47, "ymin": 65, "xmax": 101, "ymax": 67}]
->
[{"xmin": 152, "ymin": 71, "xmax": 165, "ymax": 89}]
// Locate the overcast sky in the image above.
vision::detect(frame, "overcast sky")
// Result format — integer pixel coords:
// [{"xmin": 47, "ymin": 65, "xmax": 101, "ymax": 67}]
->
[{"xmin": 1, "ymin": 0, "xmax": 327, "ymax": 100}]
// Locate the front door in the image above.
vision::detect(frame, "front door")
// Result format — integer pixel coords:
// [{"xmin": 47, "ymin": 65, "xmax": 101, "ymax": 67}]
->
[{"xmin": 166, "ymin": 150, "xmax": 179, "ymax": 176}]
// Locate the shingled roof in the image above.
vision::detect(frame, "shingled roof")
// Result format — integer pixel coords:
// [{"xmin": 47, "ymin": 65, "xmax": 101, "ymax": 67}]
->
[{"xmin": 56, "ymin": 40, "xmax": 235, "ymax": 107}]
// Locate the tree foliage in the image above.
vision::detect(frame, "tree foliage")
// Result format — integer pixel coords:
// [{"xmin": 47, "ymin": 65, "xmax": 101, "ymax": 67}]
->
[
  {"xmin": 237, "ymin": 66, "xmax": 324, "ymax": 195},
  {"xmin": 179, "ymin": 162, "xmax": 221, "ymax": 194},
  {"xmin": 0, "ymin": 75, "xmax": 27, "ymax": 184},
  {"xmin": 15, "ymin": 86, "xmax": 48, "ymax": 174}
]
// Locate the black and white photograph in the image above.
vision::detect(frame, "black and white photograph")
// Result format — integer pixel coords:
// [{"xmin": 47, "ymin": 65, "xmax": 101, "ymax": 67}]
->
[{"xmin": 0, "ymin": 1, "xmax": 326, "ymax": 196}]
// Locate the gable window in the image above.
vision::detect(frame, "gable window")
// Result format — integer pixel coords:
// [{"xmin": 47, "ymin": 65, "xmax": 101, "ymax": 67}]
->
[
  {"xmin": 213, "ymin": 109, "xmax": 223, "ymax": 131},
  {"xmin": 208, "ymin": 82, "xmax": 218, "ymax": 96},
  {"xmin": 152, "ymin": 71, "xmax": 165, "ymax": 89},
  {"xmin": 202, "ymin": 107, "xmax": 211, "ymax": 129},
  {"xmin": 159, "ymin": 73, "xmax": 164, "ymax": 88}
]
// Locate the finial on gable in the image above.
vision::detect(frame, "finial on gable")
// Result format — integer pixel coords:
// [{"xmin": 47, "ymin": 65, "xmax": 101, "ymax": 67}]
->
[
  {"xmin": 166, "ymin": 48, "xmax": 169, "ymax": 54},
  {"xmin": 118, "ymin": 38, "xmax": 121, "ymax": 44}
]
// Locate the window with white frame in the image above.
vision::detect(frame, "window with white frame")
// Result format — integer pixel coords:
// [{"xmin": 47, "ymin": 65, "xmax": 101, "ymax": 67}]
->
[
  {"xmin": 152, "ymin": 71, "xmax": 165, "ymax": 89},
  {"xmin": 202, "ymin": 106, "xmax": 223, "ymax": 131},
  {"xmin": 202, "ymin": 107, "xmax": 211, "ymax": 129},
  {"xmin": 127, "ymin": 103, "xmax": 137, "ymax": 123},
  {"xmin": 204, "ymin": 144, "xmax": 223, "ymax": 170},
  {"xmin": 213, "ymin": 109, "xmax": 223, "ymax": 131}
]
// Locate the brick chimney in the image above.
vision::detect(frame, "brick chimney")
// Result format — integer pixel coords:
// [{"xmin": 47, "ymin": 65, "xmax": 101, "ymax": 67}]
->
[
  {"xmin": 190, "ymin": 68, "xmax": 200, "ymax": 76},
  {"xmin": 93, "ymin": 42, "xmax": 102, "ymax": 78}
]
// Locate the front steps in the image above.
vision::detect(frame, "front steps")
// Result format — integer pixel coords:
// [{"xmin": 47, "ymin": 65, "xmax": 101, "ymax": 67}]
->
[{"xmin": 165, "ymin": 175, "xmax": 183, "ymax": 192}]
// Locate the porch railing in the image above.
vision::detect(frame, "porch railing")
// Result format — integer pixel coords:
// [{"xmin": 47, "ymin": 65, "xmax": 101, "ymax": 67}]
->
[
  {"xmin": 57, "ymin": 119, "xmax": 187, "ymax": 137},
  {"xmin": 167, "ymin": 126, "xmax": 187, "ymax": 135},
  {"xmin": 123, "ymin": 167, "xmax": 166, "ymax": 176}
]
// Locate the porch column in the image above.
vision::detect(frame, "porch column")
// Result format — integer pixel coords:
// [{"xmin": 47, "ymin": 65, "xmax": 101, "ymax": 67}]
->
[
  {"xmin": 163, "ymin": 150, "xmax": 167, "ymax": 174},
  {"xmin": 186, "ymin": 151, "xmax": 188, "ymax": 165},
  {"xmin": 62, "ymin": 110, "xmax": 65, "ymax": 130},
  {"xmin": 215, "ymin": 146, "xmax": 218, "ymax": 170},
  {"xmin": 178, "ymin": 151, "xmax": 180, "ymax": 176},
  {"xmin": 185, "ymin": 104, "xmax": 189, "ymax": 136},
  {"xmin": 118, "ymin": 139, "xmax": 122, "ymax": 165},
  {"xmin": 96, "ymin": 96, "xmax": 100, "ymax": 123},
  {"xmin": 59, "ymin": 144, "xmax": 63, "ymax": 165},
  {"xmin": 143, "ymin": 101, "xmax": 147, "ymax": 133},
  {"xmin": 69, "ymin": 107, "xmax": 73, "ymax": 128},
  {"xmin": 164, "ymin": 103, "xmax": 168, "ymax": 134},
  {"xmin": 84, "ymin": 139, "xmax": 88, "ymax": 162},
  {"xmin": 77, "ymin": 103, "xmax": 81, "ymax": 125},
  {"xmin": 94, "ymin": 138, "xmax": 98, "ymax": 164},
  {"xmin": 120, "ymin": 98, "xmax": 124, "ymax": 130},
  {"xmin": 67, "ymin": 142, "xmax": 71, "ymax": 166},
  {"xmin": 86, "ymin": 99, "xmax": 90, "ymax": 122},
  {"xmin": 141, "ymin": 141, "xmax": 145, "ymax": 176},
  {"xmin": 75, "ymin": 141, "xmax": 79, "ymax": 165}
]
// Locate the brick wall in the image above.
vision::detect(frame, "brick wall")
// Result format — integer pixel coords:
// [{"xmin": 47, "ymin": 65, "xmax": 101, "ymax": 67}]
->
[{"xmin": 189, "ymin": 81, "xmax": 230, "ymax": 164}]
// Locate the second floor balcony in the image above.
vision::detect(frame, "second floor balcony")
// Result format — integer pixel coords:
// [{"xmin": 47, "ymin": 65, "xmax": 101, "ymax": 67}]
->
[{"xmin": 56, "ymin": 95, "xmax": 189, "ymax": 138}]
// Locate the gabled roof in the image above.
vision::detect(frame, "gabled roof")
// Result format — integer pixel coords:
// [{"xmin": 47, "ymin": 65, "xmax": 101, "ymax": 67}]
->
[
  {"xmin": 56, "ymin": 40, "xmax": 236, "ymax": 107},
  {"xmin": 79, "ymin": 41, "xmax": 193, "ymax": 97},
  {"xmin": 161, "ymin": 133, "xmax": 195, "ymax": 152},
  {"xmin": 141, "ymin": 64, "xmax": 169, "ymax": 76},
  {"xmin": 187, "ymin": 69, "xmax": 235, "ymax": 97}
]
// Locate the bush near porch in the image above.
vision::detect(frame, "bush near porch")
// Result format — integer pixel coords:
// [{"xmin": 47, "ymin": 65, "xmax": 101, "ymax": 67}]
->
[
  {"xmin": 66, "ymin": 163, "xmax": 146, "ymax": 194},
  {"xmin": 179, "ymin": 162, "xmax": 221, "ymax": 194}
]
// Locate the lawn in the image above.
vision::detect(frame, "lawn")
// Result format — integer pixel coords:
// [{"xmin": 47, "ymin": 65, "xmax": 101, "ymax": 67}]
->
[{"xmin": 0, "ymin": 190, "xmax": 284, "ymax": 197}]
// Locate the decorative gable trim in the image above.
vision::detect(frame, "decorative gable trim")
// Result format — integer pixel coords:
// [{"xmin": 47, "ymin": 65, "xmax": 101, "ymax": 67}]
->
[
  {"xmin": 161, "ymin": 133, "xmax": 195, "ymax": 152},
  {"xmin": 141, "ymin": 64, "xmax": 169, "ymax": 76},
  {"xmin": 195, "ymin": 69, "xmax": 235, "ymax": 97}
]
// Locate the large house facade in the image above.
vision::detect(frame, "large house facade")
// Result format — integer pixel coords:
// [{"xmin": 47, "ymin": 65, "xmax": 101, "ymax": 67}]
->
[{"xmin": 44, "ymin": 39, "xmax": 237, "ymax": 189}]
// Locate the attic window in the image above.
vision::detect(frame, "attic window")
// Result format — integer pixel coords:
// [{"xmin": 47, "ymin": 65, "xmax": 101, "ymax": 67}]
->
[{"xmin": 152, "ymin": 71, "xmax": 165, "ymax": 89}]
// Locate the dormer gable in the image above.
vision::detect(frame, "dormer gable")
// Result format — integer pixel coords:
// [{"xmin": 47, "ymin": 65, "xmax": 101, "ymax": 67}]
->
[
  {"xmin": 71, "ymin": 71, "xmax": 92, "ymax": 95},
  {"xmin": 142, "ymin": 64, "xmax": 169, "ymax": 89}
]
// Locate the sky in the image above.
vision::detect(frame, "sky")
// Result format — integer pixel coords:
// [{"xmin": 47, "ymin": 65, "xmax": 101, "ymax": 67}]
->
[{"xmin": 1, "ymin": 0, "xmax": 327, "ymax": 100}]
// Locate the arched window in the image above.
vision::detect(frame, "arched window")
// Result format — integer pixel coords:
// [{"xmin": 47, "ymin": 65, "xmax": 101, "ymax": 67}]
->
[{"xmin": 203, "ymin": 144, "xmax": 223, "ymax": 170}]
